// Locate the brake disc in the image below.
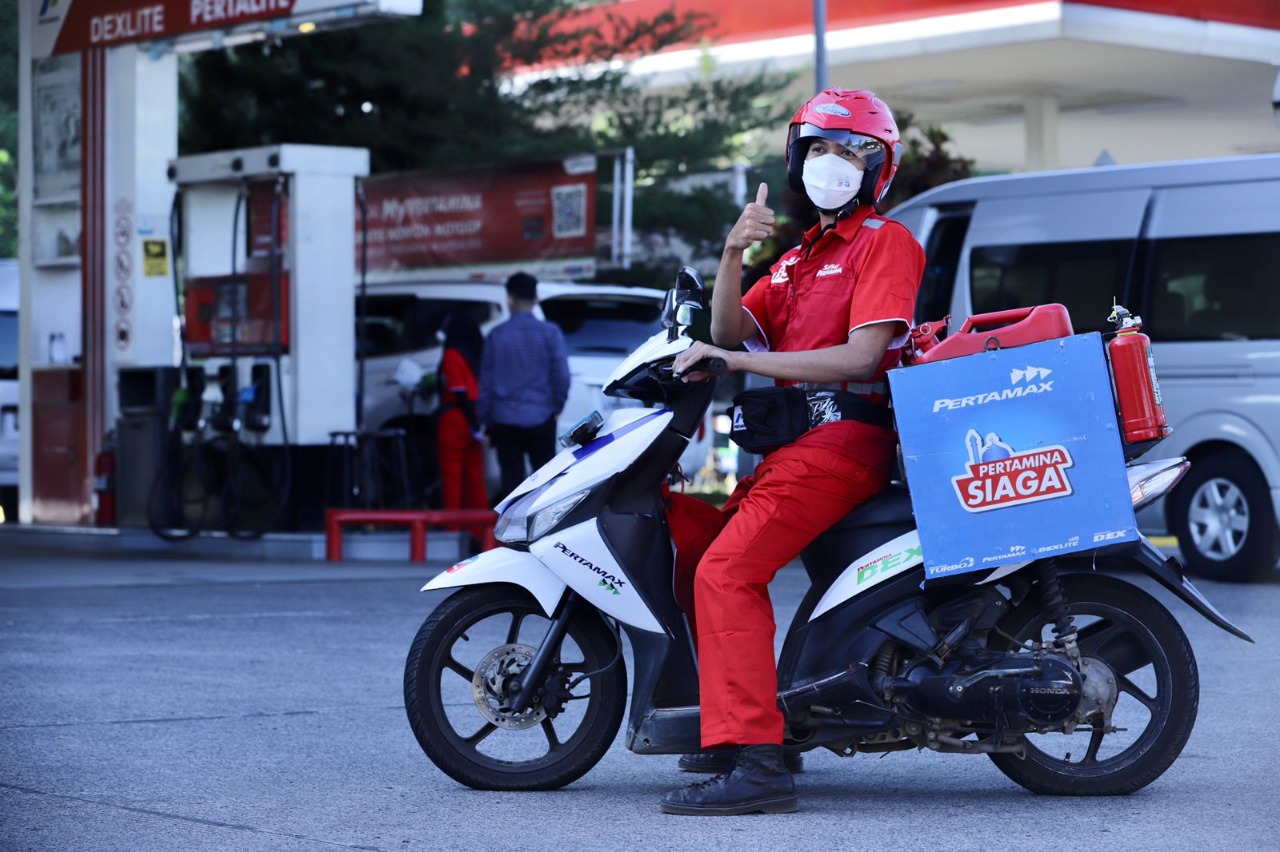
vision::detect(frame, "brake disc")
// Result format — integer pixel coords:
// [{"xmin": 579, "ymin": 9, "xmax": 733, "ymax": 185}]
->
[{"xmin": 472, "ymin": 643, "xmax": 546, "ymax": 730}]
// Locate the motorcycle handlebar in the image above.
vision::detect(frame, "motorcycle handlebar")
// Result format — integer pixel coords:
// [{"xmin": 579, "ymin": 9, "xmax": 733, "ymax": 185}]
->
[
  {"xmin": 672, "ymin": 357, "xmax": 726, "ymax": 379},
  {"xmin": 700, "ymin": 357, "xmax": 728, "ymax": 376}
]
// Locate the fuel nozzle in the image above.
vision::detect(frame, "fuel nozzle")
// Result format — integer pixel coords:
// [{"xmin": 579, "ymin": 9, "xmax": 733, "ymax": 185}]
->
[{"xmin": 1108, "ymin": 302, "xmax": 1142, "ymax": 332}]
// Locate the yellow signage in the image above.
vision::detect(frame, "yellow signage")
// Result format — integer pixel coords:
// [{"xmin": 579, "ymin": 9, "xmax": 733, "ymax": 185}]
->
[{"xmin": 142, "ymin": 238, "xmax": 168, "ymax": 277}]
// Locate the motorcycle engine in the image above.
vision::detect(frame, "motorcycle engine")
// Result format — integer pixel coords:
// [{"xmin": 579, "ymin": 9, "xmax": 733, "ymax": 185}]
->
[{"xmin": 894, "ymin": 654, "xmax": 1083, "ymax": 730}]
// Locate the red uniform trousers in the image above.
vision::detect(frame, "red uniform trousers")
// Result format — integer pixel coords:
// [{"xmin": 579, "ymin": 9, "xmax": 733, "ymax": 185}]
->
[
  {"xmin": 695, "ymin": 441, "xmax": 887, "ymax": 748},
  {"xmin": 436, "ymin": 409, "xmax": 488, "ymax": 531}
]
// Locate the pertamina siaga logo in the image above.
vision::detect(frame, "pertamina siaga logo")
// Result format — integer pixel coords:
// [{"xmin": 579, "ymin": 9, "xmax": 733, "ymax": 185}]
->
[{"xmin": 951, "ymin": 429, "xmax": 1074, "ymax": 513}]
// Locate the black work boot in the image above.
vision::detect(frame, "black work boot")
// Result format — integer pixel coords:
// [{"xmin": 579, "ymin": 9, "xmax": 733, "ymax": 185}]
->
[
  {"xmin": 679, "ymin": 749, "xmax": 804, "ymax": 774},
  {"xmin": 660, "ymin": 744, "xmax": 799, "ymax": 815}
]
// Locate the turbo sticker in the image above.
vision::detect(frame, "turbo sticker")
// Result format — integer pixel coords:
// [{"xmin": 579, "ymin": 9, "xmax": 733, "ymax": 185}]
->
[{"xmin": 951, "ymin": 429, "xmax": 1074, "ymax": 513}]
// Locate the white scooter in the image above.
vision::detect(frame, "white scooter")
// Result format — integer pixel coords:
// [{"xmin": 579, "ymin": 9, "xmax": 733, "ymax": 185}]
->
[{"xmin": 403, "ymin": 267, "xmax": 1251, "ymax": 794}]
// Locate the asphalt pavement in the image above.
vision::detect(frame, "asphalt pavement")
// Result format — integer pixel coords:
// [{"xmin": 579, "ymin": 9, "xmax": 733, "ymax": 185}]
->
[{"xmin": 1, "ymin": 538, "xmax": 1278, "ymax": 852}]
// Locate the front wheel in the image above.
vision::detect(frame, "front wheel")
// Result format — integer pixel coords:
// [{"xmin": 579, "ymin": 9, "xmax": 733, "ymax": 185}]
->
[
  {"xmin": 989, "ymin": 573, "xmax": 1198, "ymax": 796},
  {"xmin": 404, "ymin": 585, "xmax": 626, "ymax": 790}
]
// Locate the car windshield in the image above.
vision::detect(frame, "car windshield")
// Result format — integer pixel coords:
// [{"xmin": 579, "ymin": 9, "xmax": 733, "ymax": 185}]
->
[
  {"xmin": 355, "ymin": 295, "xmax": 498, "ymax": 358},
  {"xmin": 540, "ymin": 297, "xmax": 663, "ymax": 356}
]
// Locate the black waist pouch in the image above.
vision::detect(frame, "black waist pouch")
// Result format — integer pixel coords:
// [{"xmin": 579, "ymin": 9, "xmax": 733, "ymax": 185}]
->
[
  {"xmin": 728, "ymin": 387, "xmax": 808, "ymax": 454},
  {"xmin": 729, "ymin": 387, "xmax": 891, "ymax": 454}
]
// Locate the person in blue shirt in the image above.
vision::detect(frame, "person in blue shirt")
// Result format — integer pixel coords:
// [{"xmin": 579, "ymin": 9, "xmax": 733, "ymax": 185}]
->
[{"xmin": 478, "ymin": 272, "xmax": 571, "ymax": 500}]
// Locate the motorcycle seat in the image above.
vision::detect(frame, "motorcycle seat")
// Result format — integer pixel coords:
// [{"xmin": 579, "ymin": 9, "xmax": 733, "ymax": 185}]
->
[{"xmin": 827, "ymin": 482, "xmax": 914, "ymax": 530}]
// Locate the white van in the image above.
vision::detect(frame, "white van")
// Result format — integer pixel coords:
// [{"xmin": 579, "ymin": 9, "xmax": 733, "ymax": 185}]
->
[
  {"xmin": 0, "ymin": 258, "xmax": 18, "ymax": 522},
  {"xmin": 355, "ymin": 280, "xmax": 713, "ymax": 504},
  {"xmin": 889, "ymin": 154, "xmax": 1280, "ymax": 582}
]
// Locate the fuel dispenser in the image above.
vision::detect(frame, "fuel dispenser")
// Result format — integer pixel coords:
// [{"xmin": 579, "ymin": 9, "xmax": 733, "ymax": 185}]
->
[{"xmin": 164, "ymin": 144, "xmax": 369, "ymax": 531}]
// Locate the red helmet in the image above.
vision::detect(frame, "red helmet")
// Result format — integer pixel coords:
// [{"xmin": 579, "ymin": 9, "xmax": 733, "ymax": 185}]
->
[{"xmin": 786, "ymin": 88, "xmax": 903, "ymax": 206}]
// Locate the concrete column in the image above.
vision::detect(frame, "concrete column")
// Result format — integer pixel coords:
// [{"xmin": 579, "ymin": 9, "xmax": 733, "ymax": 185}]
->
[
  {"xmin": 1024, "ymin": 94, "xmax": 1059, "ymax": 171},
  {"xmin": 16, "ymin": 32, "xmax": 177, "ymax": 524},
  {"xmin": 104, "ymin": 45, "xmax": 180, "ymax": 419}
]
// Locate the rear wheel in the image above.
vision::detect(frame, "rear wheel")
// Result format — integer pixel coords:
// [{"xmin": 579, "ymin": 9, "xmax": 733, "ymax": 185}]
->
[
  {"xmin": 989, "ymin": 573, "xmax": 1198, "ymax": 796},
  {"xmin": 1169, "ymin": 450, "xmax": 1276, "ymax": 582},
  {"xmin": 404, "ymin": 586, "xmax": 626, "ymax": 790}
]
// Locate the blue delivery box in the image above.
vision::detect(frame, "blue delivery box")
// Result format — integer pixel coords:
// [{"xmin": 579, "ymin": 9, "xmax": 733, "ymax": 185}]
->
[{"xmin": 888, "ymin": 332, "xmax": 1137, "ymax": 580}]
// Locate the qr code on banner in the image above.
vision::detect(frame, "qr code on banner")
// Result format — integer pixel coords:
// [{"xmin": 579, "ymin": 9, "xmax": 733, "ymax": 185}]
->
[{"xmin": 552, "ymin": 183, "xmax": 587, "ymax": 239}]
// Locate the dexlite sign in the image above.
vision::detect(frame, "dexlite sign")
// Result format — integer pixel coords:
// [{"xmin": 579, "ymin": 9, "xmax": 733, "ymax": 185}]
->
[
  {"xmin": 31, "ymin": 0, "xmax": 416, "ymax": 58},
  {"xmin": 889, "ymin": 333, "xmax": 1138, "ymax": 579},
  {"xmin": 78, "ymin": 0, "xmax": 291, "ymax": 46}
]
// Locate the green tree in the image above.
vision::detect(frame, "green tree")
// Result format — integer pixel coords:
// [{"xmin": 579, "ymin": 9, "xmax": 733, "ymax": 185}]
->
[
  {"xmin": 0, "ymin": 3, "xmax": 18, "ymax": 258},
  {"xmin": 181, "ymin": 3, "xmax": 791, "ymax": 171},
  {"xmin": 180, "ymin": 5, "xmax": 971, "ymax": 282},
  {"xmin": 882, "ymin": 114, "xmax": 973, "ymax": 210},
  {"xmin": 180, "ymin": 1, "xmax": 796, "ymax": 267}
]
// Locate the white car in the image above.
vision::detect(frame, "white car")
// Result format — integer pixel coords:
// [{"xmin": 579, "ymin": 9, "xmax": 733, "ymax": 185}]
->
[
  {"xmin": 537, "ymin": 282, "xmax": 711, "ymax": 479},
  {"xmin": 356, "ymin": 280, "xmax": 713, "ymax": 504}
]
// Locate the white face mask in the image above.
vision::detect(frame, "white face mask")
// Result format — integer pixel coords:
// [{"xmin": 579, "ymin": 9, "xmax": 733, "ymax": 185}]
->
[{"xmin": 802, "ymin": 153, "xmax": 864, "ymax": 211}]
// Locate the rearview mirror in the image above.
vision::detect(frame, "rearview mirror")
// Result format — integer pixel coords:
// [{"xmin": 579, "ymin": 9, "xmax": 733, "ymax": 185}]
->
[
  {"xmin": 673, "ymin": 266, "xmax": 706, "ymax": 310},
  {"xmin": 661, "ymin": 266, "xmax": 705, "ymax": 338},
  {"xmin": 660, "ymin": 289, "xmax": 679, "ymax": 330}
]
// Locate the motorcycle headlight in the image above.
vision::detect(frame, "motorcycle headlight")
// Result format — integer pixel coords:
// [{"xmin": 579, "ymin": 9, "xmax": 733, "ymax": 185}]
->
[
  {"xmin": 494, "ymin": 489, "xmax": 540, "ymax": 544},
  {"xmin": 529, "ymin": 490, "xmax": 591, "ymax": 541},
  {"xmin": 493, "ymin": 512, "xmax": 526, "ymax": 544}
]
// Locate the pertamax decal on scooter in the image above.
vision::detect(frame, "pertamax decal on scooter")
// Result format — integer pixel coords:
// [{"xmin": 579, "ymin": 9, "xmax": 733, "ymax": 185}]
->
[{"xmin": 531, "ymin": 522, "xmax": 663, "ymax": 633}]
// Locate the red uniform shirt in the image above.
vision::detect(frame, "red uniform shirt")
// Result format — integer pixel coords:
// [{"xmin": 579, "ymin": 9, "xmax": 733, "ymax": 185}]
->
[
  {"xmin": 440, "ymin": 348, "xmax": 479, "ymax": 402},
  {"xmin": 741, "ymin": 205, "xmax": 925, "ymax": 473}
]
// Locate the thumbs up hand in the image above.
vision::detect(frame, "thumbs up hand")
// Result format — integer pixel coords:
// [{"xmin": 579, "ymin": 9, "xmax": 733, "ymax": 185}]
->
[{"xmin": 725, "ymin": 182, "xmax": 775, "ymax": 252}]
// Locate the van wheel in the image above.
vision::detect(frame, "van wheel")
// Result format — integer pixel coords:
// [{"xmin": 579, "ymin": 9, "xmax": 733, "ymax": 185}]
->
[{"xmin": 1169, "ymin": 451, "xmax": 1277, "ymax": 582}]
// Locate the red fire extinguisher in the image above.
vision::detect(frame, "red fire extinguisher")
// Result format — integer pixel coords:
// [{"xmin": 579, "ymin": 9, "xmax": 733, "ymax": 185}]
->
[
  {"xmin": 1107, "ymin": 304, "xmax": 1169, "ymax": 444},
  {"xmin": 93, "ymin": 434, "xmax": 117, "ymax": 527}
]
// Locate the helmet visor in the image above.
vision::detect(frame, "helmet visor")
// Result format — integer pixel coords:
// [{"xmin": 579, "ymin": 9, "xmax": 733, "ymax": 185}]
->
[{"xmin": 796, "ymin": 124, "xmax": 884, "ymax": 160}]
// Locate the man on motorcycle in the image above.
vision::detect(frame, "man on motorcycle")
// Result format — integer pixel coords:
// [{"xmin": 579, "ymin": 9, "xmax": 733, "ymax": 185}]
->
[{"xmin": 664, "ymin": 88, "xmax": 926, "ymax": 815}]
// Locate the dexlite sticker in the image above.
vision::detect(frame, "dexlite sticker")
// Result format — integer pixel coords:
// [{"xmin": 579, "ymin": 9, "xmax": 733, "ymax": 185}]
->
[{"xmin": 951, "ymin": 429, "xmax": 1074, "ymax": 512}]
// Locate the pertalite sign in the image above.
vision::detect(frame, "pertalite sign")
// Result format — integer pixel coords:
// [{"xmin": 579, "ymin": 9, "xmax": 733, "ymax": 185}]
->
[{"xmin": 31, "ymin": 0, "xmax": 417, "ymax": 57}]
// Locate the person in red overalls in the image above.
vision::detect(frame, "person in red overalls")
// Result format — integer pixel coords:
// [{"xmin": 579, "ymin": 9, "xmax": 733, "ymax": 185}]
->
[
  {"xmin": 663, "ymin": 88, "xmax": 926, "ymax": 816},
  {"xmin": 435, "ymin": 313, "xmax": 488, "ymax": 551}
]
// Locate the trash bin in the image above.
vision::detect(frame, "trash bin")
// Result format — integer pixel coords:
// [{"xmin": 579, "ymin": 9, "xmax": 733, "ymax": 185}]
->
[{"xmin": 116, "ymin": 366, "xmax": 180, "ymax": 528}]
